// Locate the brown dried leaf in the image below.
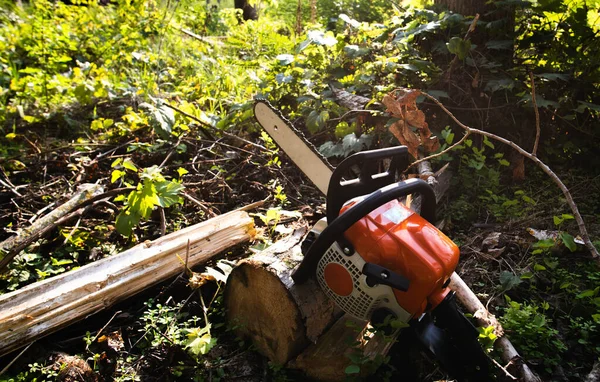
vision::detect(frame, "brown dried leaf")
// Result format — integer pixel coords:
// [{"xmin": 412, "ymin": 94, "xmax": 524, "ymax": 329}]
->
[
  {"xmin": 405, "ymin": 110, "xmax": 427, "ymax": 129},
  {"xmin": 382, "ymin": 94, "xmax": 403, "ymax": 117},
  {"xmin": 389, "ymin": 120, "xmax": 420, "ymax": 159},
  {"xmin": 107, "ymin": 330, "xmax": 124, "ymax": 352},
  {"xmin": 188, "ymin": 272, "xmax": 216, "ymax": 289},
  {"xmin": 394, "ymin": 88, "xmax": 422, "ymax": 108},
  {"xmin": 384, "ymin": 89, "xmax": 440, "ymax": 155}
]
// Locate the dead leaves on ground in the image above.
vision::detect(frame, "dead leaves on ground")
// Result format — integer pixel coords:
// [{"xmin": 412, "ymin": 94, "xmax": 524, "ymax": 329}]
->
[{"xmin": 382, "ymin": 88, "xmax": 440, "ymax": 159}]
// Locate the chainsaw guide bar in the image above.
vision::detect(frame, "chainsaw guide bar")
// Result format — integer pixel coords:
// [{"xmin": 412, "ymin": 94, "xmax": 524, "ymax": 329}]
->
[{"xmin": 253, "ymin": 99, "xmax": 334, "ymax": 194}]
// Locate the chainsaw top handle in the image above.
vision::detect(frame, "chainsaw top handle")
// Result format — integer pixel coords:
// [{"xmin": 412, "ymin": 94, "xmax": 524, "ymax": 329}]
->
[
  {"xmin": 293, "ymin": 177, "xmax": 436, "ymax": 284},
  {"xmin": 326, "ymin": 146, "xmax": 409, "ymax": 223}
]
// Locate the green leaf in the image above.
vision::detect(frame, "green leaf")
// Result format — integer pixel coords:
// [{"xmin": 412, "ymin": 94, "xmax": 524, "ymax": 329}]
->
[
  {"xmin": 560, "ymin": 232, "xmax": 577, "ymax": 252},
  {"xmin": 122, "ymin": 158, "xmax": 137, "ymax": 172},
  {"xmin": 129, "ymin": 181, "xmax": 159, "ymax": 218},
  {"xmin": 111, "ymin": 170, "xmax": 126, "ymax": 183},
  {"xmin": 185, "ymin": 325, "xmax": 216, "ymax": 356},
  {"xmin": 111, "ymin": 158, "xmax": 123, "ymax": 168},
  {"xmin": 537, "ymin": 73, "xmax": 569, "ymax": 82},
  {"xmin": 576, "ymin": 289, "xmax": 596, "ymax": 299},
  {"xmin": 334, "ymin": 121, "xmax": 353, "ymax": 138},
  {"xmin": 155, "ymin": 181, "xmax": 185, "ymax": 208},
  {"xmin": 177, "ymin": 167, "xmax": 189, "ymax": 177},
  {"xmin": 485, "ymin": 40, "xmax": 513, "ymax": 50},
  {"xmin": 115, "ymin": 210, "xmax": 140, "ymax": 236},
  {"xmin": 500, "ymin": 271, "xmax": 522, "ymax": 291},
  {"xmin": 534, "ymin": 264, "xmax": 547, "ymax": 271},
  {"xmin": 276, "ymin": 54, "xmax": 294, "ymax": 65},
  {"xmin": 553, "ymin": 215, "xmax": 563, "ymax": 226},
  {"xmin": 561, "ymin": 214, "xmax": 574, "ymax": 220},
  {"xmin": 483, "ymin": 136, "xmax": 495, "ymax": 149},
  {"xmin": 446, "ymin": 37, "xmax": 471, "ymax": 60},
  {"xmin": 307, "ymin": 30, "xmax": 337, "ymax": 46},
  {"xmin": 140, "ymin": 102, "xmax": 175, "ymax": 140},
  {"xmin": 345, "ymin": 365, "xmax": 360, "ymax": 375},
  {"xmin": 306, "ymin": 110, "xmax": 329, "ymax": 133}
]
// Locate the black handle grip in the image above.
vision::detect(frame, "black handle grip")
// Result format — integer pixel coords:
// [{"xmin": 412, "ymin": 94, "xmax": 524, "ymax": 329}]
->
[
  {"xmin": 293, "ymin": 178, "xmax": 436, "ymax": 283},
  {"xmin": 326, "ymin": 146, "xmax": 409, "ymax": 223}
]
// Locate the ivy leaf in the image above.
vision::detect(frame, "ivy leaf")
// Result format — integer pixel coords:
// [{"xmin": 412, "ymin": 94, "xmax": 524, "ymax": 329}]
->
[
  {"xmin": 499, "ymin": 271, "xmax": 522, "ymax": 291},
  {"xmin": 122, "ymin": 158, "xmax": 137, "ymax": 172},
  {"xmin": 111, "ymin": 170, "xmax": 126, "ymax": 183},
  {"xmin": 306, "ymin": 110, "xmax": 329, "ymax": 133},
  {"xmin": 560, "ymin": 232, "xmax": 577, "ymax": 252},
  {"xmin": 339, "ymin": 13, "xmax": 360, "ymax": 28},
  {"xmin": 115, "ymin": 209, "xmax": 140, "ymax": 236},
  {"xmin": 537, "ymin": 73, "xmax": 569, "ymax": 82},
  {"xmin": 140, "ymin": 102, "xmax": 175, "ymax": 140},
  {"xmin": 276, "ymin": 54, "xmax": 294, "ymax": 65},
  {"xmin": 446, "ymin": 37, "xmax": 471, "ymax": 60},
  {"xmin": 307, "ymin": 30, "xmax": 337, "ymax": 46},
  {"xmin": 345, "ymin": 365, "xmax": 360, "ymax": 375},
  {"xmin": 155, "ymin": 181, "xmax": 185, "ymax": 208}
]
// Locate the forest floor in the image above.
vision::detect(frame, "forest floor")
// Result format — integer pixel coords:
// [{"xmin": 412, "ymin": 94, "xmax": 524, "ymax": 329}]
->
[{"xmin": 0, "ymin": 99, "xmax": 599, "ymax": 381}]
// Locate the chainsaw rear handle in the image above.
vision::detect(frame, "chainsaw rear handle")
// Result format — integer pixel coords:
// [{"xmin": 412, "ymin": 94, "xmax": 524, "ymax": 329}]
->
[
  {"xmin": 293, "ymin": 178, "xmax": 436, "ymax": 284},
  {"xmin": 326, "ymin": 146, "xmax": 409, "ymax": 223}
]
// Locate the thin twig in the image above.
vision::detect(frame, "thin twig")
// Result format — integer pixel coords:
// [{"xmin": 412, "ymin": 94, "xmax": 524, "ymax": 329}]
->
[
  {"xmin": 0, "ymin": 178, "xmax": 22, "ymax": 197},
  {"xmin": 420, "ymin": 91, "xmax": 600, "ymax": 262},
  {"xmin": 408, "ymin": 131, "xmax": 471, "ymax": 170},
  {"xmin": 183, "ymin": 192, "xmax": 217, "ymax": 217},
  {"xmin": 0, "ymin": 342, "xmax": 34, "ymax": 376},
  {"xmin": 491, "ymin": 356, "xmax": 518, "ymax": 380},
  {"xmin": 164, "ymin": 103, "xmax": 266, "ymax": 150},
  {"xmin": 85, "ymin": 310, "xmax": 123, "ymax": 352},
  {"xmin": 529, "ymin": 72, "xmax": 541, "ymax": 156},
  {"xmin": 159, "ymin": 207, "xmax": 166, "ymax": 236}
]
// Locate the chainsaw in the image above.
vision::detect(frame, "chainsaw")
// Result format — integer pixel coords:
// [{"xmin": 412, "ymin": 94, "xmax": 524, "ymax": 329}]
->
[{"xmin": 254, "ymin": 100, "xmax": 489, "ymax": 380}]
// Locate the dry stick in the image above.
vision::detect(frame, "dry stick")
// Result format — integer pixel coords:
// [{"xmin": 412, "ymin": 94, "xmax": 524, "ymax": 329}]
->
[
  {"xmin": 0, "ymin": 186, "xmax": 134, "ymax": 272},
  {"xmin": 159, "ymin": 207, "xmax": 167, "ymax": 236},
  {"xmin": 530, "ymin": 72, "xmax": 541, "ymax": 156},
  {"xmin": 0, "ymin": 178, "xmax": 22, "ymax": 197},
  {"xmin": 418, "ymin": 92, "xmax": 600, "ymax": 262},
  {"xmin": 0, "ymin": 342, "xmax": 34, "ymax": 376},
  {"xmin": 182, "ymin": 192, "xmax": 217, "ymax": 217},
  {"xmin": 450, "ymin": 273, "xmax": 541, "ymax": 382},
  {"xmin": 0, "ymin": 184, "xmax": 103, "ymax": 271}
]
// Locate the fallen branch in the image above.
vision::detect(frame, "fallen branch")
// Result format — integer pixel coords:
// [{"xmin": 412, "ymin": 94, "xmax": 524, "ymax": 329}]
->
[
  {"xmin": 412, "ymin": 90, "xmax": 599, "ymax": 262},
  {"xmin": 0, "ymin": 209, "xmax": 256, "ymax": 357},
  {"xmin": 449, "ymin": 273, "xmax": 541, "ymax": 382},
  {"xmin": 0, "ymin": 184, "xmax": 104, "ymax": 271}
]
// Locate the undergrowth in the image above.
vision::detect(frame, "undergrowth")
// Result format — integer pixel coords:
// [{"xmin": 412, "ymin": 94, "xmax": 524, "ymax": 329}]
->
[{"xmin": 0, "ymin": 0, "xmax": 599, "ymax": 380}]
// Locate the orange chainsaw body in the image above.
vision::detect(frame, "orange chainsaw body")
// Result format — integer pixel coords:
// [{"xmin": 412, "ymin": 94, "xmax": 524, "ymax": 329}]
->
[{"xmin": 331, "ymin": 199, "xmax": 459, "ymax": 318}]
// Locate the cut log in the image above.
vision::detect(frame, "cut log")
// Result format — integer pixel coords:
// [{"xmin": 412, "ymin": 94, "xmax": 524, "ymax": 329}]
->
[
  {"xmin": 290, "ymin": 314, "xmax": 398, "ymax": 381},
  {"xmin": 0, "ymin": 210, "xmax": 255, "ymax": 357},
  {"xmin": 224, "ymin": 227, "xmax": 339, "ymax": 365}
]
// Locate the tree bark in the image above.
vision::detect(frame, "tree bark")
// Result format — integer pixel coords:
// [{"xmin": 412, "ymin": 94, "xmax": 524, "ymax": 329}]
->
[
  {"xmin": 0, "ymin": 210, "xmax": 255, "ymax": 357},
  {"xmin": 234, "ymin": 0, "xmax": 258, "ymax": 21}
]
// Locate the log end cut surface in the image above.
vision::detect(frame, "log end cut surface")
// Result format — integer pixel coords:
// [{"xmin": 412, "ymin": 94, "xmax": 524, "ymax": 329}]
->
[{"xmin": 225, "ymin": 260, "xmax": 308, "ymax": 365}]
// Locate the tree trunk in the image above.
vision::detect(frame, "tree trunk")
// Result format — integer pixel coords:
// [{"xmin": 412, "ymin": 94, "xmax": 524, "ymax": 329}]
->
[{"xmin": 234, "ymin": 0, "xmax": 258, "ymax": 21}]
